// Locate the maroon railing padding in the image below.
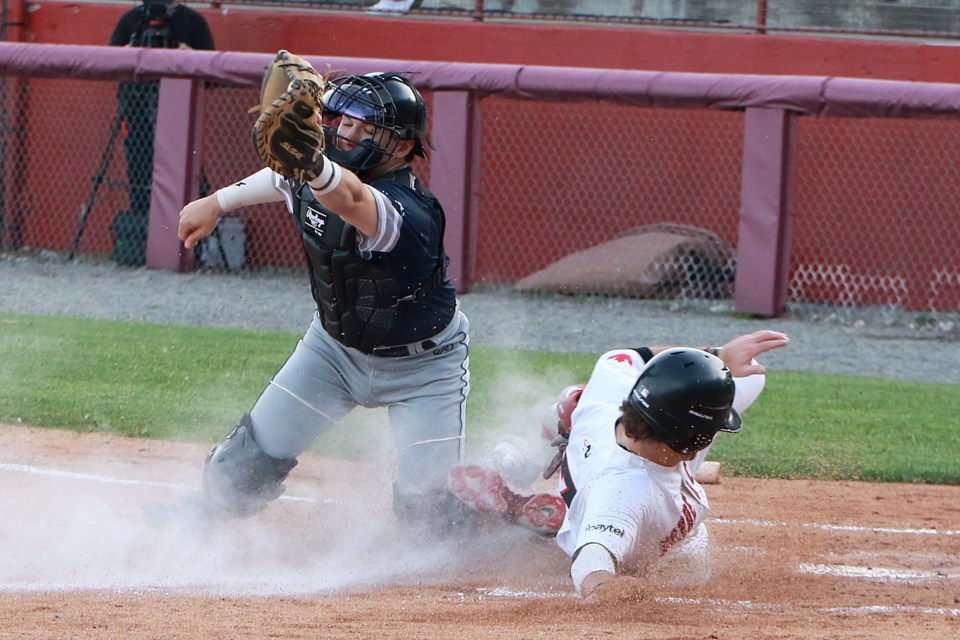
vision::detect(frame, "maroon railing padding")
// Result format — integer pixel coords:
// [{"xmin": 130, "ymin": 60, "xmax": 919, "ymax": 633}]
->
[{"xmin": 3, "ymin": 43, "xmax": 960, "ymax": 118}]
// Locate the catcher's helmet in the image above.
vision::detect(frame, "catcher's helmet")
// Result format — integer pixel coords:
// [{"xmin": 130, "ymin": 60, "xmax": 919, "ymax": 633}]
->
[
  {"xmin": 321, "ymin": 72, "xmax": 432, "ymax": 177},
  {"xmin": 626, "ymin": 348, "xmax": 742, "ymax": 455}
]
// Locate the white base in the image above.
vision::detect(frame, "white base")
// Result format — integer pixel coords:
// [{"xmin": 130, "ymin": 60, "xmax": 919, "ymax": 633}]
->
[{"xmin": 695, "ymin": 461, "xmax": 723, "ymax": 484}]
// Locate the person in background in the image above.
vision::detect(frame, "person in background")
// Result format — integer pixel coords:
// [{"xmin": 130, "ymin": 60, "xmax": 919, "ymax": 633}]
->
[{"xmin": 107, "ymin": 0, "xmax": 214, "ymax": 265}]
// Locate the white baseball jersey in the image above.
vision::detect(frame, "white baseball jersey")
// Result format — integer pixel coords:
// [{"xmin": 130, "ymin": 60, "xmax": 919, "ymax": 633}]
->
[{"xmin": 555, "ymin": 349, "xmax": 765, "ymax": 573}]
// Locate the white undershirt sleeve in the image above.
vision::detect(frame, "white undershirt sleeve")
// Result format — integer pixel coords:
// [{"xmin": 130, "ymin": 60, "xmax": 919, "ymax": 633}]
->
[
  {"xmin": 732, "ymin": 365, "xmax": 766, "ymax": 414},
  {"xmin": 215, "ymin": 168, "xmax": 286, "ymax": 213},
  {"xmin": 357, "ymin": 186, "xmax": 402, "ymax": 253}
]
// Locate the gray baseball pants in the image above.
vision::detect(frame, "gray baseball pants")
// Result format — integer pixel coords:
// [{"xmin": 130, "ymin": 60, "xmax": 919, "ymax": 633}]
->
[{"xmin": 248, "ymin": 309, "xmax": 470, "ymax": 497}]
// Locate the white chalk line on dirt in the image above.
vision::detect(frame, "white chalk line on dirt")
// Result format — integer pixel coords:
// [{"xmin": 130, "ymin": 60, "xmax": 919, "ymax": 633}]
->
[
  {"xmin": 657, "ymin": 596, "xmax": 960, "ymax": 618},
  {"xmin": 0, "ymin": 463, "xmax": 338, "ymax": 505},
  {"xmin": 4, "ymin": 462, "xmax": 957, "ymax": 535},
  {"xmin": 476, "ymin": 589, "xmax": 960, "ymax": 618},
  {"xmin": 799, "ymin": 563, "xmax": 960, "ymax": 581},
  {"xmin": 712, "ymin": 517, "xmax": 960, "ymax": 537}
]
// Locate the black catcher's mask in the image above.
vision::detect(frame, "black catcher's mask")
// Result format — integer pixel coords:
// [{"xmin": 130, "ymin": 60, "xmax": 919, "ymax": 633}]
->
[{"xmin": 321, "ymin": 72, "xmax": 433, "ymax": 179}]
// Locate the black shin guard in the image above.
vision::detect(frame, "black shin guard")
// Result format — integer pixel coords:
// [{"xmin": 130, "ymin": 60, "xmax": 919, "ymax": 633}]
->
[{"xmin": 202, "ymin": 415, "xmax": 298, "ymax": 517}]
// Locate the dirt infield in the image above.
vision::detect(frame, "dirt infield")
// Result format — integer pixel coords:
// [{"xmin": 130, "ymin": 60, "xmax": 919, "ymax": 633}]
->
[{"xmin": 1, "ymin": 423, "xmax": 958, "ymax": 639}]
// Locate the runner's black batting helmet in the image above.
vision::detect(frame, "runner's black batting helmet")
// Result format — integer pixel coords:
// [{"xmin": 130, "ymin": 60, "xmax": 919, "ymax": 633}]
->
[
  {"xmin": 321, "ymin": 72, "xmax": 432, "ymax": 177},
  {"xmin": 626, "ymin": 348, "xmax": 742, "ymax": 455}
]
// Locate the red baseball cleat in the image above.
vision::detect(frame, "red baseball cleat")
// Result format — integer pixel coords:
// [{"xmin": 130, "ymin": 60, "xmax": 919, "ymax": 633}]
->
[
  {"xmin": 447, "ymin": 464, "xmax": 566, "ymax": 536},
  {"xmin": 447, "ymin": 464, "xmax": 508, "ymax": 514},
  {"xmin": 519, "ymin": 492, "xmax": 566, "ymax": 535}
]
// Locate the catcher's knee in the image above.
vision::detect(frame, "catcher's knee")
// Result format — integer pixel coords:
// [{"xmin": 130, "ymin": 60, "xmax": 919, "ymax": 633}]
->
[{"xmin": 202, "ymin": 414, "xmax": 298, "ymax": 518}]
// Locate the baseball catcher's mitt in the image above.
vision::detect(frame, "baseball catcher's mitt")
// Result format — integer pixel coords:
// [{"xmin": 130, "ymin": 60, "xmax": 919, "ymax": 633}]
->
[{"xmin": 251, "ymin": 50, "xmax": 328, "ymax": 182}]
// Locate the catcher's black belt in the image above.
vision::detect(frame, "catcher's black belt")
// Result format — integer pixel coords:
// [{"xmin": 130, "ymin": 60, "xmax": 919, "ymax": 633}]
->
[{"xmin": 371, "ymin": 338, "xmax": 438, "ymax": 358}]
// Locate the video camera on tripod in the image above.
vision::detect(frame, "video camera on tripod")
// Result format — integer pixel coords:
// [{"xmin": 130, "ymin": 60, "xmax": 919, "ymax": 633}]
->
[{"xmin": 129, "ymin": 0, "xmax": 179, "ymax": 49}]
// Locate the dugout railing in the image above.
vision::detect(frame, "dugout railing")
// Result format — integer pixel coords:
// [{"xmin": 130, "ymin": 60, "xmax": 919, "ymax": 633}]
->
[{"xmin": 1, "ymin": 43, "xmax": 959, "ymax": 318}]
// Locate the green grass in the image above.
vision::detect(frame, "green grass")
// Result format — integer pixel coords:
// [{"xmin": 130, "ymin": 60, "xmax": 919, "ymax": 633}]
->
[
  {"xmin": 0, "ymin": 314, "xmax": 296, "ymax": 440},
  {"xmin": 1, "ymin": 313, "xmax": 958, "ymax": 484},
  {"xmin": 710, "ymin": 374, "xmax": 960, "ymax": 484}
]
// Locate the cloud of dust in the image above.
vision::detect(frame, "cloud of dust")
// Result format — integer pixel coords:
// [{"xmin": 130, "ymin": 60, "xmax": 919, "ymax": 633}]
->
[
  {"xmin": 468, "ymin": 360, "xmax": 582, "ymax": 490},
  {"xmin": 0, "ymin": 376, "xmax": 573, "ymax": 597}
]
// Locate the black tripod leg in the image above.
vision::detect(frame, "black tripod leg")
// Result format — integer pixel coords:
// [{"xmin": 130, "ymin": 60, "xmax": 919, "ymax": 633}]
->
[
  {"xmin": 198, "ymin": 172, "xmax": 231, "ymax": 273},
  {"xmin": 212, "ymin": 223, "xmax": 231, "ymax": 273},
  {"xmin": 69, "ymin": 110, "xmax": 123, "ymax": 260}
]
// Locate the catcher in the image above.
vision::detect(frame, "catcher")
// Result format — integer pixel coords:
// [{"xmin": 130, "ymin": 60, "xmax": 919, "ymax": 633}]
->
[
  {"xmin": 448, "ymin": 330, "xmax": 790, "ymax": 598},
  {"xmin": 160, "ymin": 52, "xmax": 472, "ymax": 533}
]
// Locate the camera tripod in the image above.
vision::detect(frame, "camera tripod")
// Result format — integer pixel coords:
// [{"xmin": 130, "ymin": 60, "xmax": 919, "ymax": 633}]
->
[
  {"xmin": 69, "ymin": 102, "xmax": 230, "ymax": 270},
  {"xmin": 69, "ymin": 108, "xmax": 123, "ymax": 261}
]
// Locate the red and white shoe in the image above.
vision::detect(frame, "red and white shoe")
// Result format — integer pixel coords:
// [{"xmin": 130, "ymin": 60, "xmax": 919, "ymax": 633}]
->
[
  {"xmin": 519, "ymin": 493, "xmax": 566, "ymax": 536},
  {"xmin": 447, "ymin": 464, "xmax": 509, "ymax": 515},
  {"xmin": 447, "ymin": 465, "xmax": 566, "ymax": 536}
]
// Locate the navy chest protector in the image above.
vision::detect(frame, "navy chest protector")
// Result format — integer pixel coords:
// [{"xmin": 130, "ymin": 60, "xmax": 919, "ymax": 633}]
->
[{"xmin": 293, "ymin": 173, "xmax": 446, "ymax": 353}]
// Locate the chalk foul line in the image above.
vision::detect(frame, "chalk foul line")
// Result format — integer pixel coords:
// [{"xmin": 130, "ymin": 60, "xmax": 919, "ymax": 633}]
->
[
  {"xmin": 2, "ymin": 463, "xmax": 955, "ymax": 532},
  {"xmin": 0, "ymin": 462, "xmax": 336, "ymax": 505},
  {"xmin": 476, "ymin": 589, "xmax": 960, "ymax": 618},
  {"xmin": 712, "ymin": 517, "xmax": 960, "ymax": 537}
]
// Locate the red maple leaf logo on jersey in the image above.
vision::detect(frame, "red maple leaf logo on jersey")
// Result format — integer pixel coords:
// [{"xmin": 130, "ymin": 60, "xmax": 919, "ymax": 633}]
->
[{"xmin": 606, "ymin": 352, "xmax": 633, "ymax": 365}]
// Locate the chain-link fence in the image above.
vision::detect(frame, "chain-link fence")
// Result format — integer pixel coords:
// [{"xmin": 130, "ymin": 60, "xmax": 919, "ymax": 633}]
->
[
  {"xmin": 791, "ymin": 116, "xmax": 960, "ymax": 312},
  {"xmin": 475, "ymin": 99, "xmax": 743, "ymax": 300},
  {"xmin": 1, "ymin": 50, "xmax": 959, "ymax": 322},
  {"xmin": 473, "ymin": 96, "xmax": 960, "ymax": 316},
  {"xmin": 0, "ymin": 75, "xmax": 428, "ymax": 273}
]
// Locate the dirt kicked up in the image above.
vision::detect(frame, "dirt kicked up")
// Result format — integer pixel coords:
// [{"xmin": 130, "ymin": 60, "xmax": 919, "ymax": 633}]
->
[{"xmin": 1, "ymin": 424, "xmax": 958, "ymax": 640}]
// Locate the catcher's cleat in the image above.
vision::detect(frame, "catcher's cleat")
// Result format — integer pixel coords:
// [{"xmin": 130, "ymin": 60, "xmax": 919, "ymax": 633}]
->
[{"xmin": 447, "ymin": 465, "xmax": 566, "ymax": 536}]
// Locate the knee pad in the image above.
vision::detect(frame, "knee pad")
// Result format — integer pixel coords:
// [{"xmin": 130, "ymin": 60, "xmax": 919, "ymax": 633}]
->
[{"xmin": 202, "ymin": 414, "xmax": 298, "ymax": 518}]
